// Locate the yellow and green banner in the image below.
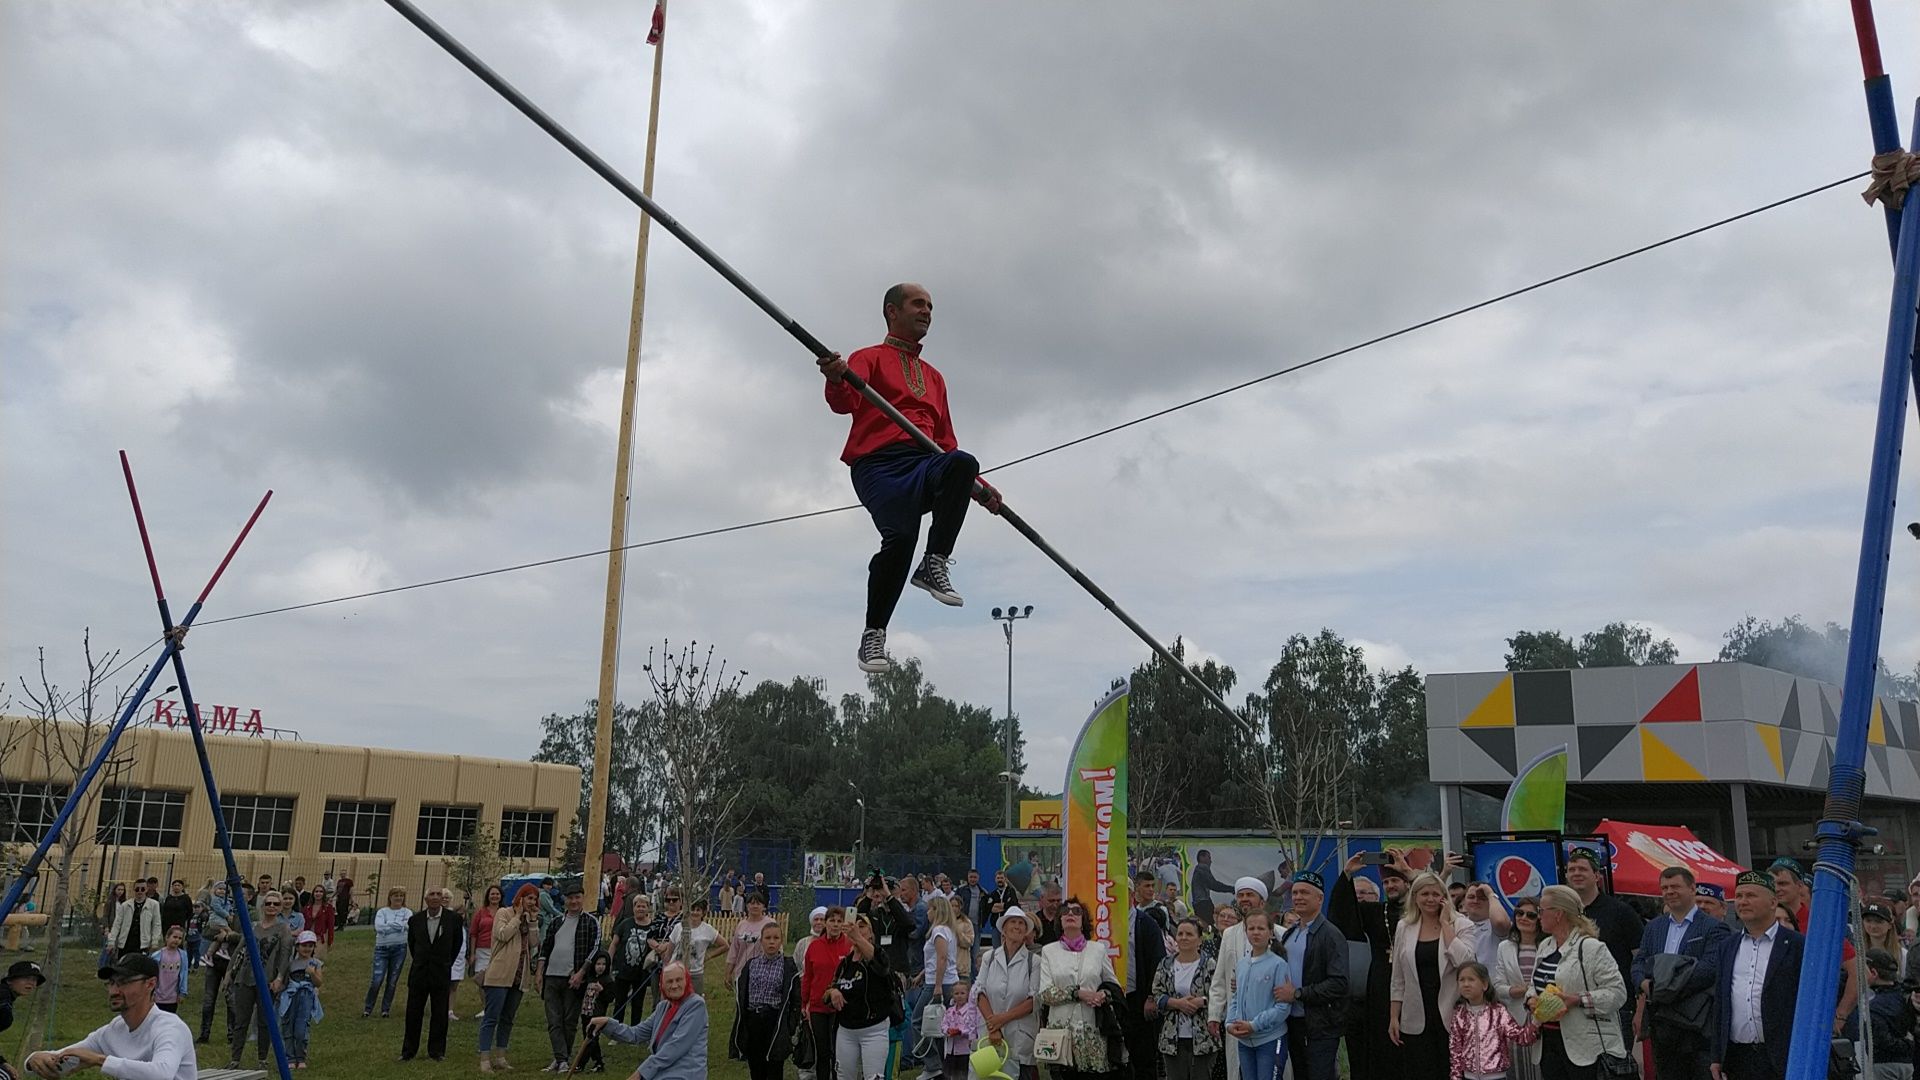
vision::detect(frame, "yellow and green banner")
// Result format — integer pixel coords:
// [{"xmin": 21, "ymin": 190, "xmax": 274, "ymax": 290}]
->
[
  {"xmin": 1501, "ymin": 743, "xmax": 1568, "ymax": 832},
  {"xmin": 1062, "ymin": 682, "xmax": 1130, "ymax": 985}
]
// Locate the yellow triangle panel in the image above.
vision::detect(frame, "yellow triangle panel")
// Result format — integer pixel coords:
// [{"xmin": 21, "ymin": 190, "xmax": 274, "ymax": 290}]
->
[
  {"xmin": 1463, "ymin": 676, "xmax": 1516, "ymax": 728},
  {"xmin": 1640, "ymin": 726, "xmax": 1706, "ymax": 782},
  {"xmin": 1756, "ymin": 725, "xmax": 1783, "ymax": 778},
  {"xmin": 1871, "ymin": 701, "xmax": 1888, "ymax": 746}
]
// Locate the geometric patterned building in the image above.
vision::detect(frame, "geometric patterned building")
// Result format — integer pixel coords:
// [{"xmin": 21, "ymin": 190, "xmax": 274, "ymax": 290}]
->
[{"xmin": 1426, "ymin": 663, "xmax": 1920, "ymax": 891}]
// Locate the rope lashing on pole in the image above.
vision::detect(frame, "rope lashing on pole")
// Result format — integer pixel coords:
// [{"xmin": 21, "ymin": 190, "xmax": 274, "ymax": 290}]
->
[
  {"xmin": 380, "ymin": 0, "xmax": 1243, "ymax": 726},
  {"xmin": 1862, "ymin": 149, "xmax": 1920, "ymax": 210}
]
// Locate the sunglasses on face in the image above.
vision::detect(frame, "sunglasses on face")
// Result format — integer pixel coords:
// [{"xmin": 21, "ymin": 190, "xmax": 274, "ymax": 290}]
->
[{"xmin": 1515, "ymin": 910, "xmax": 1538, "ymax": 918}]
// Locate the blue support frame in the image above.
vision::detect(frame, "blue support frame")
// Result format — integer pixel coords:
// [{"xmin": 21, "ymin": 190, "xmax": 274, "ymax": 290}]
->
[{"xmin": 1785, "ymin": 99, "xmax": 1920, "ymax": 1080}]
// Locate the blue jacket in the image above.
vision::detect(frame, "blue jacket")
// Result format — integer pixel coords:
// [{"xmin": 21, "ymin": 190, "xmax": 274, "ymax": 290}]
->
[
  {"xmin": 1711, "ymin": 923, "xmax": 1802, "ymax": 1079},
  {"xmin": 1632, "ymin": 906, "xmax": 1728, "ymax": 994},
  {"xmin": 604, "ymin": 995, "xmax": 709, "ymax": 1079},
  {"xmin": 1226, "ymin": 949, "xmax": 1289, "ymax": 1048}
]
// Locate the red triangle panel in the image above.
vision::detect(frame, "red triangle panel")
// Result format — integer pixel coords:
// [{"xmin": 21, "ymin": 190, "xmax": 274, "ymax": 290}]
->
[{"xmin": 1643, "ymin": 667, "xmax": 1702, "ymax": 723}]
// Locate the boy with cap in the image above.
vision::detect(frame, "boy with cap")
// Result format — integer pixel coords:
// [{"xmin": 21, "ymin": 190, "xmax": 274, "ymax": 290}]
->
[
  {"xmin": 1867, "ymin": 948, "xmax": 1915, "ymax": 1080},
  {"xmin": 26, "ymin": 955, "xmax": 195, "ymax": 1080}
]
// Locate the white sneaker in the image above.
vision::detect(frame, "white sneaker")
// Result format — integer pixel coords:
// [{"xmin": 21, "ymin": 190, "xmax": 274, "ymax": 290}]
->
[
  {"xmin": 910, "ymin": 553, "xmax": 963, "ymax": 606},
  {"xmin": 858, "ymin": 628, "xmax": 891, "ymax": 673}
]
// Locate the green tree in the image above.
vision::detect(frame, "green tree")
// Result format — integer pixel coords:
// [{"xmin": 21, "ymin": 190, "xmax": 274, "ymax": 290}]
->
[
  {"xmin": 838, "ymin": 660, "xmax": 1005, "ymax": 857},
  {"xmin": 1506, "ymin": 622, "xmax": 1677, "ymax": 670},
  {"xmin": 532, "ymin": 699, "xmax": 664, "ymax": 866},
  {"xmin": 1123, "ymin": 639, "xmax": 1251, "ymax": 833},
  {"xmin": 447, "ymin": 823, "xmax": 506, "ymax": 908},
  {"xmin": 1244, "ymin": 631, "xmax": 1374, "ymax": 853},
  {"xmin": 1357, "ymin": 666, "xmax": 1437, "ymax": 828},
  {"xmin": 1718, "ymin": 615, "xmax": 1919, "ymax": 697}
]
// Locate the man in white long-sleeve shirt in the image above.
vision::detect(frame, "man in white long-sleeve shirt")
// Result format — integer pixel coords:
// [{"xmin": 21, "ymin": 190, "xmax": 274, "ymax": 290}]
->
[{"xmin": 26, "ymin": 954, "xmax": 195, "ymax": 1080}]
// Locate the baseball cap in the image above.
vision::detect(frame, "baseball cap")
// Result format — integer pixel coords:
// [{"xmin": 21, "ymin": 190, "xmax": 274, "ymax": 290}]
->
[
  {"xmin": 6, "ymin": 961, "xmax": 44, "ymax": 986},
  {"xmin": 296, "ymin": 930, "xmax": 319, "ymax": 944},
  {"xmin": 561, "ymin": 881, "xmax": 585, "ymax": 897},
  {"xmin": 98, "ymin": 954, "xmax": 159, "ymax": 982}
]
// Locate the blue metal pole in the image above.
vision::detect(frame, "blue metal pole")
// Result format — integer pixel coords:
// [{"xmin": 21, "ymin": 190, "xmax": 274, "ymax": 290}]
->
[
  {"xmin": 1785, "ymin": 98, "xmax": 1920, "ymax": 1080},
  {"xmin": 159, "ymin": 598, "xmax": 294, "ymax": 1080},
  {"xmin": 1865, "ymin": 75, "xmax": 1903, "ymax": 253},
  {"xmin": 0, "ymin": 641, "xmax": 181, "ymax": 926}
]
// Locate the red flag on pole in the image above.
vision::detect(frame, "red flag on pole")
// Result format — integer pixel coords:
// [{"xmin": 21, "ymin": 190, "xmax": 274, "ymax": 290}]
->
[{"xmin": 646, "ymin": 1, "xmax": 663, "ymax": 44}]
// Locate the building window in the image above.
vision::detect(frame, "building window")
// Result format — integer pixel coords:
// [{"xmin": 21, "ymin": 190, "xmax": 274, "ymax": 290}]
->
[
  {"xmin": 415, "ymin": 804, "xmax": 480, "ymax": 856},
  {"xmin": 498, "ymin": 809, "xmax": 556, "ymax": 860},
  {"xmin": 319, "ymin": 799, "xmax": 392, "ymax": 854},
  {"xmin": 96, "ymin": 788, "xmax": 187, "ymax": 848},
  {"xmin": 0, "ymin": 781, "xmax": 69, "ymax": 846},
  {"xmin": 222, "ymin": 795, "xmax": 295, "ymax": 851}
]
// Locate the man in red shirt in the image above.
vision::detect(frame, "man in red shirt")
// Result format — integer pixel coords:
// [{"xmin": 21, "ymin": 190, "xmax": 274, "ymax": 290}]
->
[{"xmin": 819, "ymin": 283, "xmax": 999, "ymax": 673}]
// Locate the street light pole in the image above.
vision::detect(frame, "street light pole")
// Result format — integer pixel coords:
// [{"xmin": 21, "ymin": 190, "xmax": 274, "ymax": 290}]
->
[
  {"xmin": 847, "ymin": 780, "xmax": 867, "ymax": 872},
  {"xmin": 991, "ymin": 605, "xmax": 1034, "ymax": 830}
]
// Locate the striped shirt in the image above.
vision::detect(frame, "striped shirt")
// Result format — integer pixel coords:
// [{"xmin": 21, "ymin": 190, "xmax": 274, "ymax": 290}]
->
[{"xmin": 1530, "ymin": 938, "xmax": 1564, "ymax": 1028}]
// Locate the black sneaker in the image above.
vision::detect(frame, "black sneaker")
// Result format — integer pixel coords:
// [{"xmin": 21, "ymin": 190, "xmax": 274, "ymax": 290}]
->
[
  {"xmin": 909, "ymin": 553, "xmax": 962, "ymax": 606},
  {"xmin": 857, "ymin": 628, "xmax": 890, "ymax": 673}
]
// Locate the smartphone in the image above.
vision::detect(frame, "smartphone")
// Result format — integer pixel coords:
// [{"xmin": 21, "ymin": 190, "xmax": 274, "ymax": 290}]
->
[{"xmin": 1358, "ymin": 851, "xmax": 1392, "ymax": 866}]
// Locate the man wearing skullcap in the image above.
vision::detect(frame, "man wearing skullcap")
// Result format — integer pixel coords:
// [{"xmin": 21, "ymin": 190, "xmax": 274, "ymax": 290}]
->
[
  {"xmin": 1206, "ymin": 877, "xmax": 1271, "ymax": 1080},
  {"xmin": 1277, "ymin": 871, "xmax": 1346, "ymax": 1080},
  {"xmin": 1769, "ymin": 857, "xmax": 1858, "ymax": 1035},
  {"xmin": 1693, "ymin": 882, "xmax": 1733, "ymax": 929},
  {"xmin": 1711, "ymin": 870, "xmax": 1803, "ymax": 1080}
]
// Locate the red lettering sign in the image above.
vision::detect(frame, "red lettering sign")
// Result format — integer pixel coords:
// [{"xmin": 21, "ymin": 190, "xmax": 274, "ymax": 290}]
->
[{"xmin": 147, "ymin": 700, "xmax": 274, "ymax": 738}]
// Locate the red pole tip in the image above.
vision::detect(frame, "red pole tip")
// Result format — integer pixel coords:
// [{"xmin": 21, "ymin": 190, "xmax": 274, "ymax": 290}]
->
[{"xmin": 1851, "ymin": 0, "xmax": 1886, "ymax": 80}]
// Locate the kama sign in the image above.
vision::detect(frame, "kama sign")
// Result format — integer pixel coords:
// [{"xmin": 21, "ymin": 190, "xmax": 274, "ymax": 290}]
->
[{"xmin": 151, "ymin": 699, "xmax": 266, "ymax": 736}]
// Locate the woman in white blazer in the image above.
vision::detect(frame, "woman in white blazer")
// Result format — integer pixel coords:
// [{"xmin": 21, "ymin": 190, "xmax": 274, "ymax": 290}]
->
[
  {"xmin": 1528, "ymin": 884, "xmax": 1627, "ymax": 1077},
  {"xmin": 1036, "ymin": 898, "xmax": 1119, "ymax": 1078},
  {"xmin": 1388, "ymin": 871, "xmax": 1479, "ymax": 1080},
  {"xmin": 1493, "ymin": 896, "xmax": 1545, "ymax": 1080}
]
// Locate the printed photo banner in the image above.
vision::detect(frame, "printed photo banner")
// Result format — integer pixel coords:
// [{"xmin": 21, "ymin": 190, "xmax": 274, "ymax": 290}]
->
[{"xmin": 1062, "ymin": 682, "xmax": 1130, "ymax": 987}]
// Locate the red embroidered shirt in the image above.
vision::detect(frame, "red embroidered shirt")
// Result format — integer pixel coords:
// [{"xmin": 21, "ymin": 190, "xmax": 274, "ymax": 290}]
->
[{"xmin": 824, "ymin": 337, "xmax": 958, "ymax": 464}]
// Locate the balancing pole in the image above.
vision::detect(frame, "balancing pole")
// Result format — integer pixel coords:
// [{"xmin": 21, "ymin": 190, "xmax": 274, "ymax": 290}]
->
[
  {"xmin": 381, "ymin": 0, "xmax": 1241, "ymax": 724},
  {"xmin": 1852, "ymin": 0, "xmax": 1904, "ymax": 254},
  {"xmin": 1784, "ymin": 100, "xmax": 1920, "ymax": 1080}
]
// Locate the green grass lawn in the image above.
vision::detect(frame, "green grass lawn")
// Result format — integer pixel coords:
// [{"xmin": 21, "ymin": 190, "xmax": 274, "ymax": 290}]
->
[{"xmin": 1, "ymin": 930, "xmax": 772, "ymax": 1079}]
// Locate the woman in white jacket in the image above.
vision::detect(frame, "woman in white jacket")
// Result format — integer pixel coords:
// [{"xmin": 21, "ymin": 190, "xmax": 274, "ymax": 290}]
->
[
  {"xmin": 1528, "ymin": 885, "xmax": 1627, "ymax": 1079},
  {"xmin": 1388, "ymin": 871, "xmax": 1479, "ymax": 1080},
  {"xmin": 1492, "ymin": 896, "xmax": 1544, "ymax": 1080},
  {"xmin": 1036, "ymin": 898, "xmax": 1118, "ymax": 1079}
]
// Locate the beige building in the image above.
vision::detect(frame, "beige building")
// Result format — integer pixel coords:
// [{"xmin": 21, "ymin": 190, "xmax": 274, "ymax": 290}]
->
[{"xmin": 0, "ymin": 715, "xmax": 580, "ymax": 912}]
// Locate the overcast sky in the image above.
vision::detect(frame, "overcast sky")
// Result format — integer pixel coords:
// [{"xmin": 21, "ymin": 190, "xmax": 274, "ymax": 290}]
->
[{"xmin": 7, "ymin": 1, "xmax": 1920, "ymax": 801}]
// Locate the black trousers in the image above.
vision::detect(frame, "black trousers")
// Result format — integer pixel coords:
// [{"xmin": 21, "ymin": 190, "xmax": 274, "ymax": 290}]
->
[
  {"xmin": 402, "ymin": 980, "xmax": 451, "ymax": 1059},
  {"xmin": 851, "ymin": 446, "xmax": 979, "ymax": 629},
  {"xmin": 808, "ymin": 1013, "xmax": 836, "ymax": 1080},
  {"xmin": 1287, "ymin": 1028, "xmax": 1340, "ymax": 1080},
  {"xmin": 1121, "ymin": 991, "xmax": 1161, "ymax": 1080},
  {"xmin": 611, "ymin": 972, "xmax": 648, "ymax": 1024},
  {"xmin": 198, "ymin": 958, "xmax": 229, "ymax": 1039},
  {"xmin": 1650, "ymin": 1030, "xmax": 1712, "ymax": 1080},
  {"xmin": 741, "ymin": 1007, "xmax": 785, "ymax": 1080},
  {"xmin": 1401, "ymin": 1024, "xmax": 1451, "ymax": 1080},
  {"xmin": 1722, "ymin": 1042, "xmax": 1779, "ymax": 1080},
  {"xmin": 1538, "ymin": 1028, "xmax": 1598, "ymax": 1080}
]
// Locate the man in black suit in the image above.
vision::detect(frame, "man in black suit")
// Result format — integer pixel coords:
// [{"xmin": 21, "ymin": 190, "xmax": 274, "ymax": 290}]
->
[
  {"xmin": 1278, "ymin": 871, "xmax": 1349, "ymax": 1080},
  {"xmin": 399, "ymin": 888, "xmax": 465, "ymax": 1062},
  {"xmin": 1123, "ymin": 870, "xmax": 1168, "ymax": 1080},
  {"xmin": 1711, "ymin": 870, "xmax": 1803, "ymax": 1080},
  {"xmin": 1633, "ymin": 866, "xmax": 1729, "ymax": 1080}
]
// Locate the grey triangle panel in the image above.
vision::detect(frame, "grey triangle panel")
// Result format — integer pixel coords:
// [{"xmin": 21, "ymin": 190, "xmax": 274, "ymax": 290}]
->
[
  {"xmin": 1463, "ymin": 728, "xmax": 1519, "ymax": 777},
  {"xmin": 1779, "ymin": 683, "xmax": 1803, "ymax": 732},
  {"xmin": 1577, "ymin": 725, "xmax": 1638, "ymax": 779}
]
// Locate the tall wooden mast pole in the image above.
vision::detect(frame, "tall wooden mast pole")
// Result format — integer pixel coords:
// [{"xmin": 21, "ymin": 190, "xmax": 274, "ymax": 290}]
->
[{"xmin": 586, "ymin": 0, "xmax": 667, "ymax": 910}]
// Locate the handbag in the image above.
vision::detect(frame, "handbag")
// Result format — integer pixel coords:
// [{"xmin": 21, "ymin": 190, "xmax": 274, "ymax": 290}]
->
[
  {"xmin": 1032, "ymin": 1026, "xmax": 1074, "ymax": 1066},
  {"xmin": 1577, "ymin": 939, "xmax": 1639, "ymax": 1080},
  {"xmin": 920, "ymin": 999, "xmax": 948, "ymax": 1037}
]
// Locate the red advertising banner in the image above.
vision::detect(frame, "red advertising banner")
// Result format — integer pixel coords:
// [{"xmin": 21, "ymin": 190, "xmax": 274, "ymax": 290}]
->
[{"xmin": 1592, "ymin": 819, "xmax": 1744, "ymax": 896}]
